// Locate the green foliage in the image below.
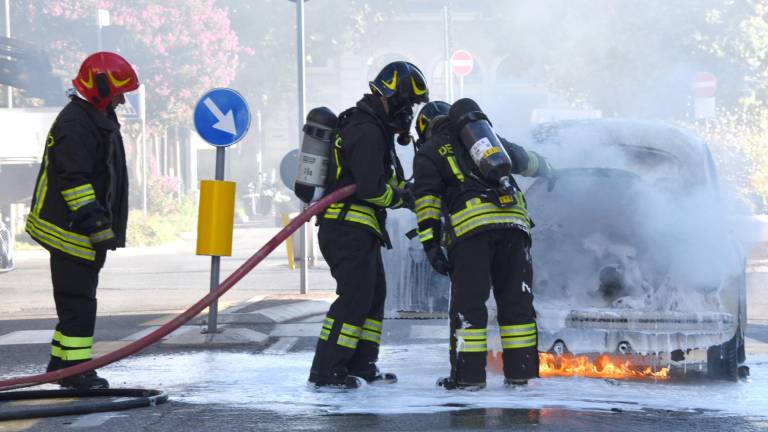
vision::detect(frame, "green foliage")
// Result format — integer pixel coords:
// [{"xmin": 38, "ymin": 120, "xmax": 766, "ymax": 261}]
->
[
  {"xmin": 125, "ymin": 172, "xmax": 196, "ymax": 246},
  {"xmin": 146, "ymin": 175, "xmax": 182, "ymax": 216},
  {"xmin": 126, "ymin": 194, "xmax": 196, "ymax": 247},
  {"xmin": 691, "ymin": 0, "xmax": 768, "ymax": 106}
]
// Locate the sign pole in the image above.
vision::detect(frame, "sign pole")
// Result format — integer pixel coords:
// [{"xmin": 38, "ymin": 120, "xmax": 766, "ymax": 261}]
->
[
  {"xmin": 193, "ymin": 87, "xmax": 251, "ymax": 337},
  {"xmin": 206, "ymin": 146, "xmax": 226, "ymax": 334},
  {"xmin": 296, "ymin": 0, "xmax": 309, "ymax": 294}
]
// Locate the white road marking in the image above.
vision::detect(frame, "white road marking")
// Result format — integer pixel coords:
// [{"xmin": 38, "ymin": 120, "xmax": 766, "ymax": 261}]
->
[
  {"xmin": 270, "ymin": 323, "xmax": 322, "ymax": 337},
  {"xmin": 68, "ymin": 412, "xmax": 127, "ymax": 428},
  {"xmin": 297, "ymin": 313, "xmax": 326, "ymax": 323},
  {"xmin": 121, "ymin": 325, "xmax": 200, "ymax": 341},
  {"xmin": 0, "ymin": 329, "xmax": 53, "ymax": 345},
  {"xmin": 225, "ymin": 295, "xmax": 267, "ymax": 313},
  {"xmin": 409, "ymin": 325, "xmax": 449, "ymax": 340},
  {"xmin": 264, "ymin": 337, "xmax": 299, "ymax": 355},
  {"xmin": 253, "ymin": 301, "xmax": 331, "ymax": 323}
]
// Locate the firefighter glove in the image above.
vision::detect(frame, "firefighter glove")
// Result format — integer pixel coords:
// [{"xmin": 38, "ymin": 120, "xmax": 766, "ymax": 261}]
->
[
  {"xmin": 72, "ymin": 201, "xmax": 117, "ymax": 250},
  {"xmin": 399, "ymin": 185, "xmax": 416, "ymax": 211},
  {"xmin": 425, "ymin": 244, "xmax": 450, "ymax": 276}
]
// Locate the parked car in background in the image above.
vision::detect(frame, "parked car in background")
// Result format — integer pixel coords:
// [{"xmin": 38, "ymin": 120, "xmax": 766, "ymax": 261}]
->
[{"xmin": 0, "ymin": 218, "xmax": 14, "ymax": 273}]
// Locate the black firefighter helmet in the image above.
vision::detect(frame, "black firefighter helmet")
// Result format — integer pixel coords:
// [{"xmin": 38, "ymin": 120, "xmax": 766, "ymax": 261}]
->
[
  {"xmin": 415, "ymin": 100, "xmax": 451, "ymax": 149},
  {"xmin": 369, "ymin": 61, "xmax": 429, "ymax": 133}
]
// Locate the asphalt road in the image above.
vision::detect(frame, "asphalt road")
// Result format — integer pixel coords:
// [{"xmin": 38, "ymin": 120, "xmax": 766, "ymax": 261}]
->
[{"xmin": 1, "ymin": 227, "xmax": 767, "ymax": 431}]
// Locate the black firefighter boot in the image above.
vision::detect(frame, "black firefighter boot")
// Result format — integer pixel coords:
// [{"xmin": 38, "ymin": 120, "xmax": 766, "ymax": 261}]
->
[
  {"xmin": 436, "ymin": 376, "xmax": 486, "ymax": 391},
  {"xmin": 503, "ymin": 378, "xmax": 529, "ymax": 388},
  {"xmin": 355, "ymin": 367, "xmax": 397, "ymax": 385},
  {"xmin": 55, "ymin": 361, "xmax": 109, "ymax": 390},
  {"xmin": 309, "ymin": 368, "xmax": 364, "ymax": 390}
]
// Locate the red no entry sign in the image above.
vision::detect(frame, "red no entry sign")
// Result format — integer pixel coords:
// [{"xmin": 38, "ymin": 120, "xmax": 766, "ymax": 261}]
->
[
  {"xmin": 451, "ymin": 50, "xmax": 474, "ymax": 77},
  {"xmin": 692, "ymin": 72, "xmax": 717, "ymax": 98}
]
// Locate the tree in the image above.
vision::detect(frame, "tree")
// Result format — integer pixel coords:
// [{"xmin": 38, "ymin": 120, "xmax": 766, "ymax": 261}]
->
[{"xmin": 12, "ymin": 0, "xmax": 241, "ymax": 126}]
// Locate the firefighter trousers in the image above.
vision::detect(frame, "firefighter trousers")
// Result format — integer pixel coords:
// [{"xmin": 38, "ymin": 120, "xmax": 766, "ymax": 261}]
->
[
  {"xmin": 447, "ymin": 228, "xmax": 539, "ymax": 384},
  {"xmin": 309, "ymin": 223, "xmax": 386, "ymax": 381},
  {"xmin": 47, "ymin": 251, "xmax": 106, "ymax": 372}
]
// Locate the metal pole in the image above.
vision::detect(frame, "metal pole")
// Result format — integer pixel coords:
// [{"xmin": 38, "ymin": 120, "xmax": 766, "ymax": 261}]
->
[
  {"xmin": 207, "ymin": 146, "xmax": 226, "ymax": 334},
  {"xmin": 141, "ymin": 87, "xmax": 147, "ymax": 215},
  {"xmin": 443, "ymin": 4, "xmax": 451, "ymax": 102},
  {"xmin": 141, "ymin": 128, "xmax": 147, "ymax": 215},
  {"xmin": 5, "ymin": 0, "xmax": 12, "ymax": 108},
  {"xmin": 296, "ymin": 0, "xmax": 309, "ymax": 294},
  {"xmin": 460, "ymin": 75, "xmax": 464, "ymax": 99},
  {"xmin": 444, "ymin": 4, "xmax": 454, "ymax": 102},
  {"xmin": 256, "ymin": 110, "xmax": 263, "ymax": 180}
]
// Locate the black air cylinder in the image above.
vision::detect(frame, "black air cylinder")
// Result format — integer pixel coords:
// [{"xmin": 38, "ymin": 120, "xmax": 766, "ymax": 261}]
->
[
  {"xmin": 448, "ymin": 98, "xmax": 514, "ymax": 191},
  {"xmin": 294, "ymin": 107, "xmax": 337, "ymax": 203}
]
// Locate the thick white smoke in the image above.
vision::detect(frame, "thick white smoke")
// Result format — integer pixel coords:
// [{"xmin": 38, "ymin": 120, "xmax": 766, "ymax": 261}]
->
[{"xmin": 523, "ymin": 119, "xmax": 755, "ymax": 313}]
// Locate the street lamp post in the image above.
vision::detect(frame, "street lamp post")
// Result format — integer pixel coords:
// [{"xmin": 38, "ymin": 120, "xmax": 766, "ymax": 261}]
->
[
  {"xmin": 5, "ymin": 0, "xmax": 12, "ymax": 108},
  {"xmin": 443, "ymin": 4, "xmax": 453, "ymax": 102},
  {"xmin": 97, "ymin": 9, "xmax": 110, "ymax": 51},
  {"xmin": 294, "ymin": 0, "xmax": 309, "ymax": 294}
]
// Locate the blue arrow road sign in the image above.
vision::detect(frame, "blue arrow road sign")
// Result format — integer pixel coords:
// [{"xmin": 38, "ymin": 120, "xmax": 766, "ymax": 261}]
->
[{"xmin": 193, "ymin": 88, "xmax": 251, "ymax": 147}]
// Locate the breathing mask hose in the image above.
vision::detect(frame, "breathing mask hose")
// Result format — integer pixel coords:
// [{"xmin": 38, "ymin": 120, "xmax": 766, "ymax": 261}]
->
[{"xmin": 0, "ymin": 185, "xmax": 357, "ymax": 392}]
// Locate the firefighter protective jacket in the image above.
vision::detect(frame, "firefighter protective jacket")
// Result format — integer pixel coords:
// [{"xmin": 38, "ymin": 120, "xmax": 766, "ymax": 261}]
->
[
  {"xmin": 320, "ymin": 94, "xmax": 408, "ymax": 245},
  {"xmin": 26, "ymin": 97, "xmax": 129, "ymax": 264},
  {"xmin": 412, "ymin": 122, "xmax": 551, "ymax": 250}
]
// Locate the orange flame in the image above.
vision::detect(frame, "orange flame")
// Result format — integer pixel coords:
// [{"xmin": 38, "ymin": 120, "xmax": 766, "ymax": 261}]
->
[
  {"xmin": 488, "ymin": 351, "xmax": 669, "ymax": 380},
  {"xmin": 539, "ymin": 353, "xmax": 669, "ymax": 379}
]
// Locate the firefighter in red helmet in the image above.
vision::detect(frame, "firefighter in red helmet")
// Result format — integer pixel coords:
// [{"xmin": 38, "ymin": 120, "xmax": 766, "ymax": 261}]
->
[{"xmin": 25, "ymin": 52, "xmax": 139, "ymax": 389}]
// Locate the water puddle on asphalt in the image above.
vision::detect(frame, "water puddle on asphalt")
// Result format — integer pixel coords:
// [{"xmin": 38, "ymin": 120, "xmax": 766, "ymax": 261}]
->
[{"xmin": 102, "ymin": 344, "xmax": 768, "ymax": 417}]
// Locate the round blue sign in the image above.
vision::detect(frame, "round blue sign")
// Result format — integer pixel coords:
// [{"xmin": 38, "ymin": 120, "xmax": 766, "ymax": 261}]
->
[{"xmin": 193, "ymin": 88, "xmax": 251, "ymax": 147}]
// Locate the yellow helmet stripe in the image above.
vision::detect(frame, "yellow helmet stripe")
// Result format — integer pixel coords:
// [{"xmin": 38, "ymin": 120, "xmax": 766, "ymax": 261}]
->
[
  {"xmin": 108, "ymin": 71, "xmax": 132, "ymax": 88},
  {"xmin": 411, "ymin": 77, "xmax": 427, "ymax": 95},
  {"xmin": 382, "ymin": 70, "xmax": 398, "ymax": 90},
  {"xmin": 418, "ymin": 114, "xmax": 428, "ymax": 132},
  {"xmin": 79, "ymin": 69, "xmax": 94, "ymax": 89}
]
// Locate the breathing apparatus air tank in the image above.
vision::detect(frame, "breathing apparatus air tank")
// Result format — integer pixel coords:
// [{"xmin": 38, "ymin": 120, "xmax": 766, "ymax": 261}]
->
[
  {"xmin": 294, "ymin": 107, "xmax": 338, "ymax": 203},
  {"xmin": 448, "ymin": 98, "xmax": 516, "ymax": 194}
]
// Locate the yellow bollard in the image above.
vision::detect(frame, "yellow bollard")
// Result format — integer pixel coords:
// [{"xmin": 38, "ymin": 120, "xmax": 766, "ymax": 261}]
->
[
  {"xmin": 282, "ymin": 213, "xmax": 295, "ymax": 270},
  {"xmin": 196, "ymin": 180, "xmax": 236, "ymax": 256}
]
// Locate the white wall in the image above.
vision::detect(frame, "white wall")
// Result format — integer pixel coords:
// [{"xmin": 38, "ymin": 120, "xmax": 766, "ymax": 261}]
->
[{"xmin": 0, "ymin": 108, "xmax": 61, "ymax": 162}]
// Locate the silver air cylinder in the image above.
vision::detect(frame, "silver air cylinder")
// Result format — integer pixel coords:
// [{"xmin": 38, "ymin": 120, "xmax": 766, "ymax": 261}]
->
[
  {"xmin": 448, "ymin": 98, "xmax": 515, "ymax": 192},
  {"xmin": 295, "ymin": 107, "xmax": 337, "ymax": 203}
]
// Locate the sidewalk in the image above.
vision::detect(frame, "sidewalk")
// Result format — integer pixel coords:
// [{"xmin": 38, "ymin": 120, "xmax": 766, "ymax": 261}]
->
[{"xmin": 0, "ymin": 226, "xmax": 334, "ymax": 319}]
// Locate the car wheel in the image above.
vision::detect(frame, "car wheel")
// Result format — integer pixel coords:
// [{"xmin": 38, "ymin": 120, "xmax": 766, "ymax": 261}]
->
[{"xmin": 707, "ymin": 328, "xmax": 743, "ymax": 381}]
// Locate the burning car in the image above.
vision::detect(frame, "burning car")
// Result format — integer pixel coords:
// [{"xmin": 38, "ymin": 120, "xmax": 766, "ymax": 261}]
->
[{"xmin": 523, "ymin": 119, "xmax": 748, "ymax": 380}]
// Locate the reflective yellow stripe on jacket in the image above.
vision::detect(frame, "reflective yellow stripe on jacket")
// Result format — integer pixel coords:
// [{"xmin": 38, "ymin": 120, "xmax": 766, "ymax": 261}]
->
[
  {"xmin": 323, "ymin": 202, "xmax": 382, "ymax": 235},
  {"xmin": 26, "ymin": 213, "xmax": 96, "ymax": 261},
  {"xmin": 61, "ymin": 183, "xmax": 96, "ymax": 211},
  {"xmin": 415, "ymin": 195, "xmax": 442, "ymax": 224},
  {"xmin": 363, "ymin": 185, "xmax": 394, "ymax": 207},
  {"xmin": 449, "ymin": 194, "xmax": 530, "ymax": 239},
  {"xmin": 26, "ymin": 140, "xmax": 97, "ymax": 261}
]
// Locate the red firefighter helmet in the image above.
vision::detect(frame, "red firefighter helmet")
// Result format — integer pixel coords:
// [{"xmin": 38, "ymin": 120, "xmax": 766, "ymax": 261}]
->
[{"xmin": 72, "ymin": 52, "xmax": 139, "ymax": 110}]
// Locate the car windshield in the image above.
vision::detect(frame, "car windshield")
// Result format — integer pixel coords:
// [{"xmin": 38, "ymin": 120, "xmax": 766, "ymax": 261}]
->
[{"xmin": 614, "ymin": 144, "xmax": 683, "ymax": 180}]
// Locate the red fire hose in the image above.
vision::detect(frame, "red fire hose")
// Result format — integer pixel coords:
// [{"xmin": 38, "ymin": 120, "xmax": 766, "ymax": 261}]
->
[{"xmin": 0, "ymin": 185, "xmax": 356, "ymax": 392}]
